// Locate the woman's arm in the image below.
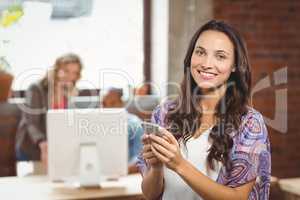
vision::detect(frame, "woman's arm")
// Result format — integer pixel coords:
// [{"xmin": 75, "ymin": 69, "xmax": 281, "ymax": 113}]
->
[
  {"xmin": 127, "ymin": 115, "xmax": 144, "ymax": 174},
  {"xmin": 141, "ymin": 166, "xmax": 164, "ymax": 200},
  {"xmin": 150, "ymin": 129, "xmax": 255, "ymax": 200},
  {"xmin": 25, "ymin": 84, "xmax": 47, "ymax": 145},
  {"xmin": 140, "ymin": 134, "xmax": 164, "ymax": 200},
  {"xmin": 175, "ymin": 158, "xmax": 255, "ymax": 200}
]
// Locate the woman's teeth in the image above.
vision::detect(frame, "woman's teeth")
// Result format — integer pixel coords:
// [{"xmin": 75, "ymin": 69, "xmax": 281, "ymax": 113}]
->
[{"xmin": 198, "ymin": 70, "xmax": 216, "ymax": 79}]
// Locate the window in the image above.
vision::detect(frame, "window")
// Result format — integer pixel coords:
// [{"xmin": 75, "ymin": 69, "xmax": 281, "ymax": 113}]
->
[{"xmin": 3, "ymin": 0, "xmax": 144, "ymax": 94}]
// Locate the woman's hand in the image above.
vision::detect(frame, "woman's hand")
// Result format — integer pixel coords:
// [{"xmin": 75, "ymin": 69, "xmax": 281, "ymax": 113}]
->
[
  {"xmin": 141, "ymin": 134, "xmax": 163, "ymax": 170},
  {"xmin": 149, "ymin": 128, "xmax": 185, "ymax": 172}
]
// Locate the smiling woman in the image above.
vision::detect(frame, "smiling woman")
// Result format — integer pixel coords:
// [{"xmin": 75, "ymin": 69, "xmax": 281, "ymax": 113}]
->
[
  {"xmin": 137, "ymin": 20, "xmax": 271, "ymax": 200},
  {"xmin": 190, "ymin": 30, "xmax": 235, "ymax": 90}
]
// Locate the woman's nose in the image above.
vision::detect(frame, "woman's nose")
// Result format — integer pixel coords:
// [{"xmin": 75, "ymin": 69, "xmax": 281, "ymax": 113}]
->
[{"xmin": 201, "ymin": 55, "xmax": 213, "ymax": 69}]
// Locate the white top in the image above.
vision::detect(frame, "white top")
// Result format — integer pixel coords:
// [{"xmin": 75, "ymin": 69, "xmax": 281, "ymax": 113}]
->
[{"xmin": 162, "ymin": 128, "xmax": 222, "ymax": 200}]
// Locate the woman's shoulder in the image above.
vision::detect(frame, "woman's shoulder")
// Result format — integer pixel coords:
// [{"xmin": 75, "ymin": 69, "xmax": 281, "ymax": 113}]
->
[
  {"xmin": 27, "ymin": 81, "xmax": 45, "ymax": 93},
  {"xmin": 234, "ymin": 106, "xmax": 270, "ymax": 150},
  {"xmin": 240, "ymin": 107, "xmax": 267, "ymax": 134},
  {"xmin": 243, "ymin": 106, "xmax": 264, "ymax": 119},
  {"xmin": 25, "ymin": 82, "xmax": 48, "ymax": 106}
]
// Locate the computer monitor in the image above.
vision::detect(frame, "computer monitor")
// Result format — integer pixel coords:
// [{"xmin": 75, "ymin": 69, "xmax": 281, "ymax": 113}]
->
[{"xmin": 47, "ymin": 108, "xmax": 128, "ymax": 186}]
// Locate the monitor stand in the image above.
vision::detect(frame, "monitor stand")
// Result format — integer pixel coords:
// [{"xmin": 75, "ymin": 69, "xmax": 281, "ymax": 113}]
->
[{"xmin": 79, "ymin": 142, "xmax": 101, "ymax": 187}]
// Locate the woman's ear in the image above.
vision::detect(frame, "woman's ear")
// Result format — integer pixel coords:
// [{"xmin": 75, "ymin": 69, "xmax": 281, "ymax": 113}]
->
[{"xmin": 231, "ymin": 66, "xmax": 236, "ymax": 72}]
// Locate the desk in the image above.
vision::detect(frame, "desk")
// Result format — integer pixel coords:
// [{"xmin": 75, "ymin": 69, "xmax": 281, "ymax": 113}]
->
[
  {"xmin": 0, "ymin": 174, "xmax": 145, "ymax": 200},
  {"xmin": 279, "ymin": 178, "xmax": 300, "ymax": 200}
]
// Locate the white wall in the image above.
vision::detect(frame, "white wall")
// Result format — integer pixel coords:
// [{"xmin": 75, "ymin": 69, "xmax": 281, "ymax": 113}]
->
[
  {"xmin": 1, "ymin": 0, "xmax": 143, "ymax": 92},
  {"xmin": 151, "ymin": 0, "xmax": 169, "ymax": 98}
]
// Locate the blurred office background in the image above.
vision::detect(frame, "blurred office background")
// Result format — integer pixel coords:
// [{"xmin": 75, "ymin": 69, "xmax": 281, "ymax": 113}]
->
[{"xmin": 0, "ymin": 0, "xmax": 299, "ymax": 199}]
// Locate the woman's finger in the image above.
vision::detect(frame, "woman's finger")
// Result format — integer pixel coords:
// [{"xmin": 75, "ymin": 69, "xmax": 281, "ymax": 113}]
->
[
  {"xmin": 143, "ymin": 151, "xmax": 156, "ymax": 159},
  {"xmin": 141, "ymin": 134, "xmax": 150, "ymax": 144},
  {"xmin": 146, "ymin": 157, "xmax": 160, "ymax": 165},
  {"xmin": 160, "ymin": 128, "xmax": 178, "ymax": 145},
  {"xmin": 151, "ymin": 145, "xmax": 170, "ymax": 163},
  {"xmin": 142, "ymin": 144, "xmax": 152, "ymax": 152},
  {"xmin": 162, "ymin": 135, "xmax": 171, "ymax": 143},
  {"xmin": 149, "ymin": 134, "xmax": 174, "ymax": 151},
  {"xmin": 151, "ymin": 142, "xmax": 174, "ymax": 159}
]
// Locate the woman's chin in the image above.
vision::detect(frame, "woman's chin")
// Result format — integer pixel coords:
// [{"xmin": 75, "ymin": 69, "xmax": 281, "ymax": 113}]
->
[{"xmin": 197, "ymin": 82, "xmax": 218, "ymax": 90}]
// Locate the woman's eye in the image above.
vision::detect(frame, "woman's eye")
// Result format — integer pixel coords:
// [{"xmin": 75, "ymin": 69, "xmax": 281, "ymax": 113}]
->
[
  {"xmin": 216, "ymin": 54, "xmax": 226, "ymax": 60},
  {"xmin": 195, "ymin": 50, "xmax": 205, "ymax": 56}
]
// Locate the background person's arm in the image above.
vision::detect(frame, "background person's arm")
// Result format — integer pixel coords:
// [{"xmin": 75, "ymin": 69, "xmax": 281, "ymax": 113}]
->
[
  {"xmin": 127, "ymin": 114, "xmax": 144, "ymax": 173},
  {"xmin": 24, "ymin": 84, "xmax": 47, "ymax": 145}
]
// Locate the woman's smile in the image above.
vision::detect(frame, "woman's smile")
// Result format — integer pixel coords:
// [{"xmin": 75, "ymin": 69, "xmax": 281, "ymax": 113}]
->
[{"xmin": 196, "ymin": 69, "xmax": 218, "ymax": 80}]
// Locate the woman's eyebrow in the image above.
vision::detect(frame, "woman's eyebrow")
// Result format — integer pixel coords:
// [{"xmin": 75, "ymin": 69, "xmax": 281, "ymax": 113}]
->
[
  {"xmin": 195, "ymin": 46, "xmax": 205, "ymax": 50},
  {"xmin": 195, "ymin": 46, "xmax": 231, "ymax": 56},
  {"xmin": 215, "ymin": 49, "xmax": 230, "ymax": 55}
]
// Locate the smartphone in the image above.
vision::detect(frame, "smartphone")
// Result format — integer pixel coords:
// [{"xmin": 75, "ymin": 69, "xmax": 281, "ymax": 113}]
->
[{"xmin": 141, "ymin": 122, "xmax": 163, "ymax": 136}]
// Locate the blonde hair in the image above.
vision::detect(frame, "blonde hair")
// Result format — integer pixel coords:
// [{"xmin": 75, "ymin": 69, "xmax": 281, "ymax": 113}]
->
[
  {"xmin": 41, "ymin": 53, "xmax": 83, "ymax": 88},
  {"xmin": 40, "ymin": 53, "xmax": 83, "ymax": 107}
]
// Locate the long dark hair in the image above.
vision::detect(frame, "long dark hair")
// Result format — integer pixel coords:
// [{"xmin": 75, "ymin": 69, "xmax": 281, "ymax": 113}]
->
[{"xmin": 165, "ymin": 20, "xmax": 251, "ymax": 170}]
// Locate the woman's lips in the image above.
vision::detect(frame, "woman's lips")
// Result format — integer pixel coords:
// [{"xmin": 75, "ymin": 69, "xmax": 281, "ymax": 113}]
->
[{"xmin": 197, "ymin": 70, "xmax": 217, "ymax": 80}]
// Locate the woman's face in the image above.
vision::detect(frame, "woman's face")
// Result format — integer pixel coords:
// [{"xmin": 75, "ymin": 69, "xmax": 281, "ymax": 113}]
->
[
  {"xmin": 190, "ymin": 30, "xmax": 235, "ymax": 91},
  {"xmin": 57, "ymin": 63, "xmax": 81, "ymax": 87}
]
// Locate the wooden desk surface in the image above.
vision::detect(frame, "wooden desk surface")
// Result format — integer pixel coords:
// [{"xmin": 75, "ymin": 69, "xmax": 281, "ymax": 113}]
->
[
  {"xmin": 0, "ymin": 174, "xmax": 144, "ymax": 200},
  {"xmin": 279, "ymin": 177, "xmax": 300, "ymax": 196}
]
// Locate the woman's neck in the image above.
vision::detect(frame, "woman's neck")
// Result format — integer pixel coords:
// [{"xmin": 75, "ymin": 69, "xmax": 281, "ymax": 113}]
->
[
  {"xmin": 199, "ymin": 83, "xmax": 227, "ymax": 114},
  {"xmin": 193, "ymin": 84, "xmax": 227, "ymax": 138}
]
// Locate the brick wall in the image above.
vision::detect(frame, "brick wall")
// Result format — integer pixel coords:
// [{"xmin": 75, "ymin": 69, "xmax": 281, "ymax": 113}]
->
[{"xmin": 213, "ymin": 0, "xmax": 300, "ymax": 178}]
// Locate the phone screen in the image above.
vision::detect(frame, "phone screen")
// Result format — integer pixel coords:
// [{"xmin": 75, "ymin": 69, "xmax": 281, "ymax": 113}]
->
[{"xmin": 141, "ymin": 122, "xmax": 163, "ymax": 136}]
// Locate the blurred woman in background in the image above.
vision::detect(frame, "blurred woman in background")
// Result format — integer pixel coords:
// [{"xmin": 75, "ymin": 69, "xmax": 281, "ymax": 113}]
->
[{"xmin": 16, "ymin": 53, "xmax": 83, "ymax": 169}]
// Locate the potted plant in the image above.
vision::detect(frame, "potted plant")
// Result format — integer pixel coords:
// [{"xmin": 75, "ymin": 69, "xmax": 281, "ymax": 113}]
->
[
  {"xmin": 0, "ymin": 58, "xmax": 13, "ymax": 102},
  {"xmin": 0, "ymin": 4, "xmax": 23, "ymax": 102}
]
